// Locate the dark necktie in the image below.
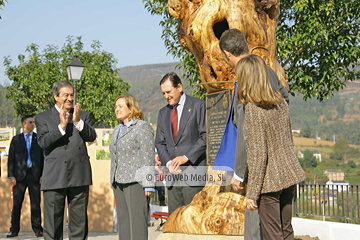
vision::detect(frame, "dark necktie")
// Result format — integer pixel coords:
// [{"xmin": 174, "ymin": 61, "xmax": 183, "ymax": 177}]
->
[
  {"xmin": 171, "ymin": 104, "xmax": 179, "ymax": 142},
  {"xmin": 26, "ymin": 133, "xmax": 32, "ymax": 167}
]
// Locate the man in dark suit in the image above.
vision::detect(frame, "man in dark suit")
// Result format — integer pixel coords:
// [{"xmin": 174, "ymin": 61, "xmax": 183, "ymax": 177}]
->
[
  {"xmin": 155, "ymin": 72, "xmax": 207, "ymax": 215},
  {"xmin": 219, "ymin": 28, "xmax": 289, "ymax": 240},
  {"xmin": 7, "ymin": 115, "xmax": 44, "ymax": 238},
  {"xmin": 35, "ymin": 81, "xmax": 97, "ymax": 240}
]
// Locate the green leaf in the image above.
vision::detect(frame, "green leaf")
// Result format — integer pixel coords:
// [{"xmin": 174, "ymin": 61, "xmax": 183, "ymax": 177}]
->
[{"xmin": 4, "ymin": 36, "xmax": 130, "ymax": 127}]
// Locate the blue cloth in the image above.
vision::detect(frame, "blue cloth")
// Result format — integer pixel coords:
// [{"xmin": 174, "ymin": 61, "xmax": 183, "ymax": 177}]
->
[
  {"xmin": 117, "ymin": 119, "xmax": 135, "ymax": 138},
  {"xmin": 213, "ymin": 83, "xmax": 238, "ymax": 172},
  {"xmin": 25, "ymin": 133, "xmax": 32, "ymax": 167},
  {"xmin": 144, "ymin": 187, "xmax": 155, "ymax": 192}
]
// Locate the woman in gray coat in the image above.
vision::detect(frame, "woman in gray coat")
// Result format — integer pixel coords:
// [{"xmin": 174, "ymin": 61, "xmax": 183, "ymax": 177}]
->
[{"xmin": 110, "ymin": 94, "xmax": 154, "ymax": 240}]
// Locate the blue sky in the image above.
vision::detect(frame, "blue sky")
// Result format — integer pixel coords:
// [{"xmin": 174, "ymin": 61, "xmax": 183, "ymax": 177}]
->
[{"xmin": 0, "ymin": 0, "xmax": 178, "ymax": 85}]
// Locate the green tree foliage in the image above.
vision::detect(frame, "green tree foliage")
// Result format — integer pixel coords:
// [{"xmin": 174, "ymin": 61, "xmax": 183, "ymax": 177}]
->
[
  {"xmin": 334, "ymin": 138, "xmax": 350, "ymax": 154},
  {"xmin": 143, "ymin": 0, "xmax": 360, "ymax": 101},
  {"xmin": 0, "ymin": 85, "xmax": 17, "ymax": 127},
  {"xmin": 329, "ymin": 152, "xmax": 343, "ymax": 161},
  {"xmin": 0, "ymin": 0, "xmax": 7, "ymax": 19},
  {"xmin": 96, "ymin": 149, "xmax": 111, "ymax": 160},
  {"xmin": 278, "ymin": 0, "xmax": 359, "ymax": 101},
  {"xmin": 347, "ymin": 160, "xmax": 356, "ymax": 168},
  {"xmin": 4, "ymin": 36, "xmax": 130, "ymax": 127},
  {"xmin": 299, "ymin": 150, "xmax": 319, "ymax": 168},
  {"xmin": 302, "ymin": 126, "xmax": 312, "ymax": 138},
  {"xmin": 347, "ymin": 147, "xmax": 360, "ymax": 159},
  {"xmin": 335, "ymin": 98, "xmax": 346, "ymax": 118},
  {"xmin": 0, "ymin": 0, "xmax": 7, "ymax": 10}
]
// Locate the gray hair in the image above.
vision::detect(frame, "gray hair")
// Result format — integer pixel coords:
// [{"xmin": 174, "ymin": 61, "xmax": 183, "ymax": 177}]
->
[{"xmin": 52, "ymin": 81, "xmax": 73, "ymax": 96}]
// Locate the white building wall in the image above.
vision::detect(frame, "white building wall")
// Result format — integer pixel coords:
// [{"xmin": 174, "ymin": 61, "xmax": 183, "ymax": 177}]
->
[{"xmin": 293, "ymin": 218, "xmax": 360, "ymax": 240}]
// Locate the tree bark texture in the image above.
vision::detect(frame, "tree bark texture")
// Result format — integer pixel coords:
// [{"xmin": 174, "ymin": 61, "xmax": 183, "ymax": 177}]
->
[
  {"xmin": 163, "ymin": 0, "xmax": 289, "ymax": 235},
  {"xmin": 168, "ymin": 0, "xmax": 288, "ymax": 92},
  {"xmin": 162, "ymin": 184, "xmax": 247, "ymax": 235}
]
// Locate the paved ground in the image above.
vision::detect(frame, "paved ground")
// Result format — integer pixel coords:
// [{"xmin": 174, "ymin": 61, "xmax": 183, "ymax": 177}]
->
[
  {"xmin": 0, "ymin": 221, "xmax": 162, "ymax": 240},
  {"xmin": 0, "ymin": 231, "xmax": 319, "ymax": 240},
  {"xmin": 0, "ymin": 222, "xmax": 318, "ymax": 240}
]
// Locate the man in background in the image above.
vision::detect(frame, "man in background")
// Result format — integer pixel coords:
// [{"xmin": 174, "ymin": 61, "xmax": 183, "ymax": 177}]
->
[{"xmin": 7, "ymin": 115, "xmax": 44, "ymax": 238}]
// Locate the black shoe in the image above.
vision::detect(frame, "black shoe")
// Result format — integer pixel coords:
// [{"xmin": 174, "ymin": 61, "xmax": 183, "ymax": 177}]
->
[
  {"xmin": 160, "ymin": 200, "xmax": 166, "ymax": 206},
  {"xmin": 35, "ymin": 231, "xmax": 43, "ymax": 237},
  {"xmin": 6, "ymin": 232, "xmax": 18, "ymax": 238}
]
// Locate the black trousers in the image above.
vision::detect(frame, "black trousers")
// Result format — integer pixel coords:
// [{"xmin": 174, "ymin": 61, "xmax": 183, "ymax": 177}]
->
[
  {"xmin": 155, "ymin": 182, "xmax": 165, "ymax": 202},
  {"xmin": 43, "ymin": 186, "xmax": 89, "ymax": 240},
  {"xmin": 10, "ymin": 168, "xmax": 42, "ymax": 233}
]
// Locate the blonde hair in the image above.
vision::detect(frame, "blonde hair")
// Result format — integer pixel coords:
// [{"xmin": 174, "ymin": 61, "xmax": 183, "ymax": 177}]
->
[
  {"xmin": 114, "ymin": 94, "xmax": 144, "ymax": 121},
  {"xmin": 235, "ymin": 55, "xmax": 283, "ymax": 108}
]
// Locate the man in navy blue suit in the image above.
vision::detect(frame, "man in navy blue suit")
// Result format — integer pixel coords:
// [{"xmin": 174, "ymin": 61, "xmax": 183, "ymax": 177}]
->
[
  {"xmin": 155, "ymin": 72, "xmax": 207, "ymax": 215},
  {"xmin": 7, "ymin": 115, "xmax": 44, "ymax": 238}
]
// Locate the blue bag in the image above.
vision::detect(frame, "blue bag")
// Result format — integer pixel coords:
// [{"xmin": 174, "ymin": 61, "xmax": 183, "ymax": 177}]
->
[{"xmin": 213, "ymin": 83, "xmax": 238, "ymax": 172}]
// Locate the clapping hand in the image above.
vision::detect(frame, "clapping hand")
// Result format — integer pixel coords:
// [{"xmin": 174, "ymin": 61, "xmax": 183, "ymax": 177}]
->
[
  {"xmin": 59, "ymin": 104, "xmax": 69, "ymax": 130},
  {"xmin": 73, "ymin": 103, "xmax": 81, "ymax": 125}
]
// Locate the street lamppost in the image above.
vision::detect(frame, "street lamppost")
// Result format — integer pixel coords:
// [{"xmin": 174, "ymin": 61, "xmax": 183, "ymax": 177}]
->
[{"xmin": 66, "ymin": 55, "xmax": 85, "ymax": 105}]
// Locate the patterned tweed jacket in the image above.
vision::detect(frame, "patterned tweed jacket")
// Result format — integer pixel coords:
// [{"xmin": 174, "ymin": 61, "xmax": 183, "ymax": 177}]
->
[
  {"xmin": 244, "ymin": 101, "xmax": 305, "ymax": 200},
  {"xmin": 109, "ymin": 119, "xmax": 154, "ymax": 187}
]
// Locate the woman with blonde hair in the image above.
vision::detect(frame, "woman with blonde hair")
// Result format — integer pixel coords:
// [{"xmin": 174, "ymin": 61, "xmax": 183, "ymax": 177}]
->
[
  {"xmin": 235, "ymin": 55, "xmax": 305, "ymax": 240},
  {"xmin": 109, "ymin": 94, "xmax": 154, "ymax": 240}
]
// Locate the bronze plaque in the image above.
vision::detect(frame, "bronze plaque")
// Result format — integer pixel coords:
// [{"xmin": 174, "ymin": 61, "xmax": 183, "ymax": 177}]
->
[{"xmin": 206, "ymin": 90, "xmax": 231, "ymax": 165}]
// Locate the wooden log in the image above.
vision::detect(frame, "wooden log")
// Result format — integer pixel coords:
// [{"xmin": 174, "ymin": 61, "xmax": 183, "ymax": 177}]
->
[
  {"xmin": 163, "ymin": 185, "xmax": 247, "ymax": 235},
  {"xmin": 162, "ymin": 168, "xmax": 246, "ymax": 235}
]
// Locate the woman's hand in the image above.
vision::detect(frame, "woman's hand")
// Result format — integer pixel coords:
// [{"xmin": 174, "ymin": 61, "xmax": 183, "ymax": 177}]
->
[
  {"xmin": 145, "ymin": 191, "xmax": 152, "ymax": 197},
  {"xmin": 246, "ymin": 198, "xmax": 258, "ymax": 211}
]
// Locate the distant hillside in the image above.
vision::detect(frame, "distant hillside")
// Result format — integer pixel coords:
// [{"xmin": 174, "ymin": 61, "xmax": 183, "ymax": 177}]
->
[
  {"xmin": 289, "ymin": 80, "xmax": 360, "ymax": 145},
  {"xmin": 337, "ymin": 81, "xmax": 360, "ymax": 124},
  {"xmin": 118, "ymin": 62, "xmax": 184, "ymax": 124},
  {"xmin": 118, "ymin": 62, "xmax": 360, "ymax": 145}
]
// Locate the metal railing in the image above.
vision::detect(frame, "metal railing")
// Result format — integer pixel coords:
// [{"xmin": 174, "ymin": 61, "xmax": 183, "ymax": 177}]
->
[
  {"xmin": 149, "ymin": 183, "xmax": 360, "ymax": 224},
  {"xmin": 294, "ymin": 183, "xmax": 360, "ymax": 224}
]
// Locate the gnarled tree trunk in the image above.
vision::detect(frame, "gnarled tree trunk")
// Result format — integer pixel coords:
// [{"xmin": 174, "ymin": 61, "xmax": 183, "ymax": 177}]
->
[
  {"xmin": 162, "ymin": 0, "xmax": 287, "ymax": 235},
  {"xmin": 168, "ymin": 0, "xmax": 288, "ymax": 92},
  {"xmin": 163, "ymin": 169, "xmax": 247, "ymax": 235}
]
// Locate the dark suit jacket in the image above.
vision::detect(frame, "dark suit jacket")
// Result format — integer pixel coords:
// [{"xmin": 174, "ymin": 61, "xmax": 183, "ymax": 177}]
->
[
  {"xmin": 155, "ymin": 95, "xmax": 207, "ymax": 186},
  {"xmin": 35, "ymin": 107, "xmax": 97, "ymax": 190},
  {"xmin": 233, "ymin": 67, "xmax": 289, "ymax": 181},
  {"xmin": 8, "ymin": 132, "xmax": 44, "ymax": 182}
]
